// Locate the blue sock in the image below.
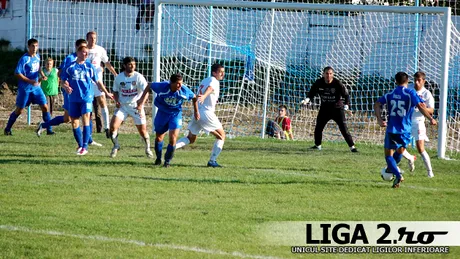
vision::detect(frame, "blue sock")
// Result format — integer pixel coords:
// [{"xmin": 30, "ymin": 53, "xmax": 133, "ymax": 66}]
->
[
  {"xmin": 393, "ymin": 152, "xmax": 402, "ymax": 164},
  {"xmin": 155, "ymin": 140, "xmax": 164, "ymax": 160},
  {"xmin": 43, "ymin": 115, "xmax": 64, "ymax": 128},
  {"xmin": 42, "ymin": 112, "xmax": 53, "ymax": 133},
  {"xmin": 5, "ymin": 111, "xmax": 19, "ymax": 131},
  {"xmin": 83, "ymin": 125, "xmax": 91, "ymax": 149},
  {"xmin": 164, "ymin": 144, "xmax": 176, "ymax": 163},
  {"xmin": 385, "ymin": 155, "xmax": 401, "ymax": 179},
  {"xmin": 73, "ymin": 127, "xmax": 83, "ymax": 148}
]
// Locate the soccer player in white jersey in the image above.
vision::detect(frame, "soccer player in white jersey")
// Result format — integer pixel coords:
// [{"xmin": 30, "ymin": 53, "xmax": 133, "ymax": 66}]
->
[
  {"xmin": 402, "ymin": 72, "xmax": 435, "ymax": 178},
  {"xmin": 109, "ymin": 57, "xmax": 153, "ymax": 158},
  {"xmin": 175, "ymin": 64, "xmax": 226, "ymax": 167},
  {"xmin": 86, "ymin": 31, "xmax": 118, "ymax": 138}
]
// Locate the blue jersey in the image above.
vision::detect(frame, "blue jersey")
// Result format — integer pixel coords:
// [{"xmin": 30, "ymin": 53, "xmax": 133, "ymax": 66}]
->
[
  {"xmin": 377, "ymin": 86, "xmax": 422, "ymax": 134},
  {"xmin": 15, "ymin": 53, "xmax": 41, "ymax": 91},
  {"xmin": 59, "ymin": 53, "xmax": 77, "ymax": 71},
  {"xmin": 60, "ymin": 61, "xmax": 98, "ymax": 103},
  {"xmin": 152, "ymin": 81, "xmax": 195, "ymax": 114}
]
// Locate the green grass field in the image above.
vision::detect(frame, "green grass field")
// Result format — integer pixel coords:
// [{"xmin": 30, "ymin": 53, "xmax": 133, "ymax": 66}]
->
[{"xmin": 1, "ymin": 128, "xmax": 459, "ymax": 258}]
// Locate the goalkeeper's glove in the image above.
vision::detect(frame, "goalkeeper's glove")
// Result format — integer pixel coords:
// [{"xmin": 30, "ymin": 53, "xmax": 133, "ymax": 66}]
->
[
  {"xmin": 343, "ymin": 105, "xmax": 349, "ymax": 111},
  {"xmin": 301, "ymin": 98, "xmax": 310, "ymax": 105}
]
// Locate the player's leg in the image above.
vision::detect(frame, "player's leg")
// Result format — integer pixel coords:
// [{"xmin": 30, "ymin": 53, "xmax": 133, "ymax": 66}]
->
[
  {"xmin": 163, "ymin": 128, "xmax": 180, "ymax": 167},
  {"xmin": 414, "ymin": 122, "xmax": 434, "ymax": 177},
  {"xmin": 132, "ymin": 106, "xmax": 152, "ymax": 158},
  {"xmin": 5, "ymin": 88, "xmax": 28, "ymax": 135},
  {"xmin": 333, "ymin": 108, "xmax": 357, "ymax": 152},
  {"xmin": 69, "ymin": 103, "xmax": 83, "ymax": 154},
  {"xmin": 402, "ymin": 124, "xmax": 419, "ymax": 172},
  {"xmin": 92, "ymin": 98, "xmax": 102, "ymax": 133},
  {"xmin": 312, "ymin": 109, "xmax": 329, "ymax": 149},
  {"xmin": 176, "ymin": 117, "xmax": 200, "ymax": 149},
  {"xmin": 95, "ymin": 93, "xmax": 110, "ymax": 138},
  {"xmin": 34, "ymin": 87, "xmax": 54, "ymax": 135},
  {"xmin": 153, "ymin": 111, "xmax": 169, "ymax": 165},
  {"xmin": 208, "ymin": 127, "xmax": 225, "ymax": 168},
  {"xmin": 80, "ymin": 111, "xmax": 91, "ymax": 155},
  {"xmin": 109, "ymin": 109, "xmax": 124, "ymax": 158}
]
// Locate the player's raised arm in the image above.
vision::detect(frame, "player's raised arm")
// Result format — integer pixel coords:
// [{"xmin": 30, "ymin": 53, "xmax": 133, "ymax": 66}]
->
[
  {"xmin": 96, "ymin": 80, "xmax": 113, "ymax": 100},
  {"xmin": 104, "ymin": 61, "xmax": 118, "ymax": 77}
]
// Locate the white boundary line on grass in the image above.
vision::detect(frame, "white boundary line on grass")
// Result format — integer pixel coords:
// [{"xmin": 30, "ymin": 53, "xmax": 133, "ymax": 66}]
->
[{"xmin": 0, "ymin": 225, "xmax": 283, "ymax": 259}]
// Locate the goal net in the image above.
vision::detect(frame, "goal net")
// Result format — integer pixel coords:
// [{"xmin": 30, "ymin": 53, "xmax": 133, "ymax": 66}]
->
[{"xmin": 31, "ymin": 0, "xmax": 460, "ymax": 158}]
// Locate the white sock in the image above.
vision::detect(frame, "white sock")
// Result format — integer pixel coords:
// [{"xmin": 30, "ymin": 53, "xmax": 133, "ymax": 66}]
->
[
  {"xmin": 176, "ymin": 137, "xmax": 190, "ymax": 149},
  {"xmin": 402, "ymin": 149, "xmax": 414, "ymax": 161},
  {"xmin": 420, "ymin": 151, "xmax": 433, "ymax": 173},
  {"xmin": 141, "ymin": 134, "xmax": 151, "ymax": 150},
  {"xmin": 111, "ymin": 130, "xmax": 118, "ymax": 139},
  {"xmin": 210, "ymin": 139, "xmax": 224, "ymax": 162},
  {"xmin": 102, "ymin": 106, "xmax": 110, "ymax": 129}
]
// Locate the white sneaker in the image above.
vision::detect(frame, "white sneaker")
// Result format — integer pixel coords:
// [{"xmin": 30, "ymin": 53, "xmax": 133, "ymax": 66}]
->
[
  {"xmin": 76, "ymin": 147, "xmax": 83, "ymax": 155},
  {"xmin": 90, "ymin": 141, "xmax": 103, "ymax": 147},
  {"xmin": 408, "ymin": 155, "xmax": 416, "ymax": 172},
  {"xmin": 110, "ymin": 147, "xmax": 119, "ymax": 158},
  {"xmin": 427, "ymin": 171, "xmax": 434, "ymax": 178},
  {"xmin": 77, "ymin": 148, "xmax": 88, "ymax": 156},
  {"xmin": 145, "ymin": 149, "xmax": 153, "ymax": 158}
]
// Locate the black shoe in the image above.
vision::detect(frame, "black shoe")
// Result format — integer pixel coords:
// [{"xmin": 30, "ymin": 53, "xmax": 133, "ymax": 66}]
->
[
  {"xmin": 351, "ymin": 148, "xmax": 358, "ymax": 153},
  {"xmin": 105, "ymin": 129, "xmax": 110, "ymax": 139},
  {"xmin": 310, "ymin": 145, "xmax": 321, "ymax": 150},
  {"xmin": 154, "ymin": 158, "xmax": 162, "ymax": 165},
  {"xmin": 4, "ymin": 128, "xmax": 12, "ymax": 135},
  {"xmin": 47, "ymin": 131, "xmax": 55, "ymax": 135},
  {"xmin": 36, "ymin": 123, "xmax": 44, "ymax": 137},
  {"xmin": 163, "ymin": 162, "xmax": 170, "ymax": 168}
]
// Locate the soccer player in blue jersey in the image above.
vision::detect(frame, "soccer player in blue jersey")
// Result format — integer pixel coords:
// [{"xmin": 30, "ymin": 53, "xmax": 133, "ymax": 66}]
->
[
  {"xmin": 4, "ymin": 38, "xmax": 53, "ymax": 135},
  {"xmin": 36, "ymin": 39, "xmax": 102, "ymax": 146},
  {"xmin": 137, "ymin": 73, "xmax": 199, "ymax": 167},
  {"xmin": 374, "ymin": 72, "xmax": 437, "ymax": 188},
  {"xmin": 60, "ymin": 45, "xmax": 112, "ymax": 155}
]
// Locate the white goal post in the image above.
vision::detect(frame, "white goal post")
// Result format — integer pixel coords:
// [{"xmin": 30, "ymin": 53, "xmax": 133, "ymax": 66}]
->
[{"xmin": 153, "ymin": 0, "xmax": 452, "ymax": 158}]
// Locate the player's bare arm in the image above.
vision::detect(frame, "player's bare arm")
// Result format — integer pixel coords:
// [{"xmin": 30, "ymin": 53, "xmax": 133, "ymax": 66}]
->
[
  {"xmin": 113, "ymin": 92, "xmax": 120, "ymax": 108},
  {"xmin": 416, "ymin": 103, "xmax": 437, "ymax": 125},
  {"xmin": 374, "ymin": 101, "xmax": 386, "ymax": 127},
  {"xmin": 198, "ymin": 85, "xmax": 214, "ymax": 104},
  {"xmin": 39, "ymin": 66, "xmax": 47, "ymax": 81},
  {"xmin": 60, "ymin": 80, "xmax": 72, "ymax": 94},
  {"xmin": 104, "ymin": 62, "xmax": 118, "ymax": 77},
  {"xmin": 192, "ymin": 95, "xmax": 200, "ymax": 120},
  {"xmin": 96, "ymin": 80, "xmax": 113, "ymax": 99},
  {"xmin": 15, "ymin": 73, "xmax": 38, "ymax": 86},
  {"xmin": 137, "ymin": 84, "xmax": 151, "ymax": 111}
]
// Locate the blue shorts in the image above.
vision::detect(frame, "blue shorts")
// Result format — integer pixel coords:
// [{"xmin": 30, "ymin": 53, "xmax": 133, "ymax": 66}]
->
[
  {"xmin": 154, "ymin": 110, "xmax": 182, "ymax": 134},
  {"xmin": 16, "ymin": 87, "xmax": 47, "ymax": 108},
  {"xmin": 69, "ymin": 101, "xmax": 93, "ymax": 118},
  {"xmin": 62, "ymin": 91, "xmax": 70, "ymax": 111},
  {"xmin": 384, "ymin": 132, "xmax": 411, "ymax": 150}
]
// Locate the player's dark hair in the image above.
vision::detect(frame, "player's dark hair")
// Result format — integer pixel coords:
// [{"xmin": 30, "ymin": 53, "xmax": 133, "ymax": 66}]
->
[
  {"xmin": 211, "ymin": 63, "xmax": 224, "ymax": 74},
  {"xmin": 279, "ymin": 104, "xmax": 287, "ymax": 111},
  {"xmin": 395, "ymin": 72, "xmax": 409, "ymax": 85},
  {"xmin": 323, "ymin": 66, "xmax": 334, "ymax": 73},
  {"xmin": 414, "ymin": 71, "xmax": 426, "ymax": 80},
  {"xmin": 27, "ymin": 38, "xmax": 38, "ymax": 46},
  {"xmin": 123, "ymin": 56, "xmax": 135, "ymax": 65},
  {"xmin": 75, "ymin": 39, "xmax": 87, "ymax": 47},
  {"xmin": 170, "ymin": 73, "xmax": 183, "ymax": 83}
]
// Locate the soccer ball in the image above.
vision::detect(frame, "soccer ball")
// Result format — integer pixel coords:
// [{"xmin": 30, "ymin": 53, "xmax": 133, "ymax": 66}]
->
[{"xmin": 380, "ymin": 167, "xmax": 403, "ymax": 181}]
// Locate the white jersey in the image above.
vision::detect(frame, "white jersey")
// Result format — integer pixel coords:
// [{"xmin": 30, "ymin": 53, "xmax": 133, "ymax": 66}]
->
[
  {"xmin": 409, "ymin": 84, "xmax": 434, "ymax": 122},
  {"xmin": 113, "ymin": 71, "xmax": 148, "ymax": 105},
  {"xmin": 87, "ymin": 45, "xmax": 109, "ymax": 80},
  {"xmin": 197, "ymin": 76, "xmax": 220, "ymax": 112}
]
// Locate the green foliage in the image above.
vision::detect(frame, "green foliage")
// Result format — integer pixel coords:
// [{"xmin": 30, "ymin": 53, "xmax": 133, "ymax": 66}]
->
[
  {"xmin": 1, "ymin": 130, "xmax": 460, "ymax": 258},
  {"xmin": 0, "ymin": 49, "xmax": 24, "ymax": 91}
]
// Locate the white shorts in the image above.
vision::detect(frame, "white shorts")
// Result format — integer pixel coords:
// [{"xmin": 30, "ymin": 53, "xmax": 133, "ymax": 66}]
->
[
  {"xmin": 411, "ymin": 120, "xmax": 429, "ymax": 141},
  {"xmin": 188, "ymin": 109, "xmax": 222, "ymax": 135},
  {"xmin": 114, "ymin": 104, "xmax": 146, "ymax": 125},
  {"xmin": 93, "ymin": 82, "xmax": 105, "ymax": 98}
]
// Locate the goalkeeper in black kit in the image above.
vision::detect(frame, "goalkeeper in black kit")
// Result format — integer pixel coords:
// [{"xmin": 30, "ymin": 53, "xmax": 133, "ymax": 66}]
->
[{"xmin": 302, "ymin": 66, "xmax": 358, "ymax": 152}]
